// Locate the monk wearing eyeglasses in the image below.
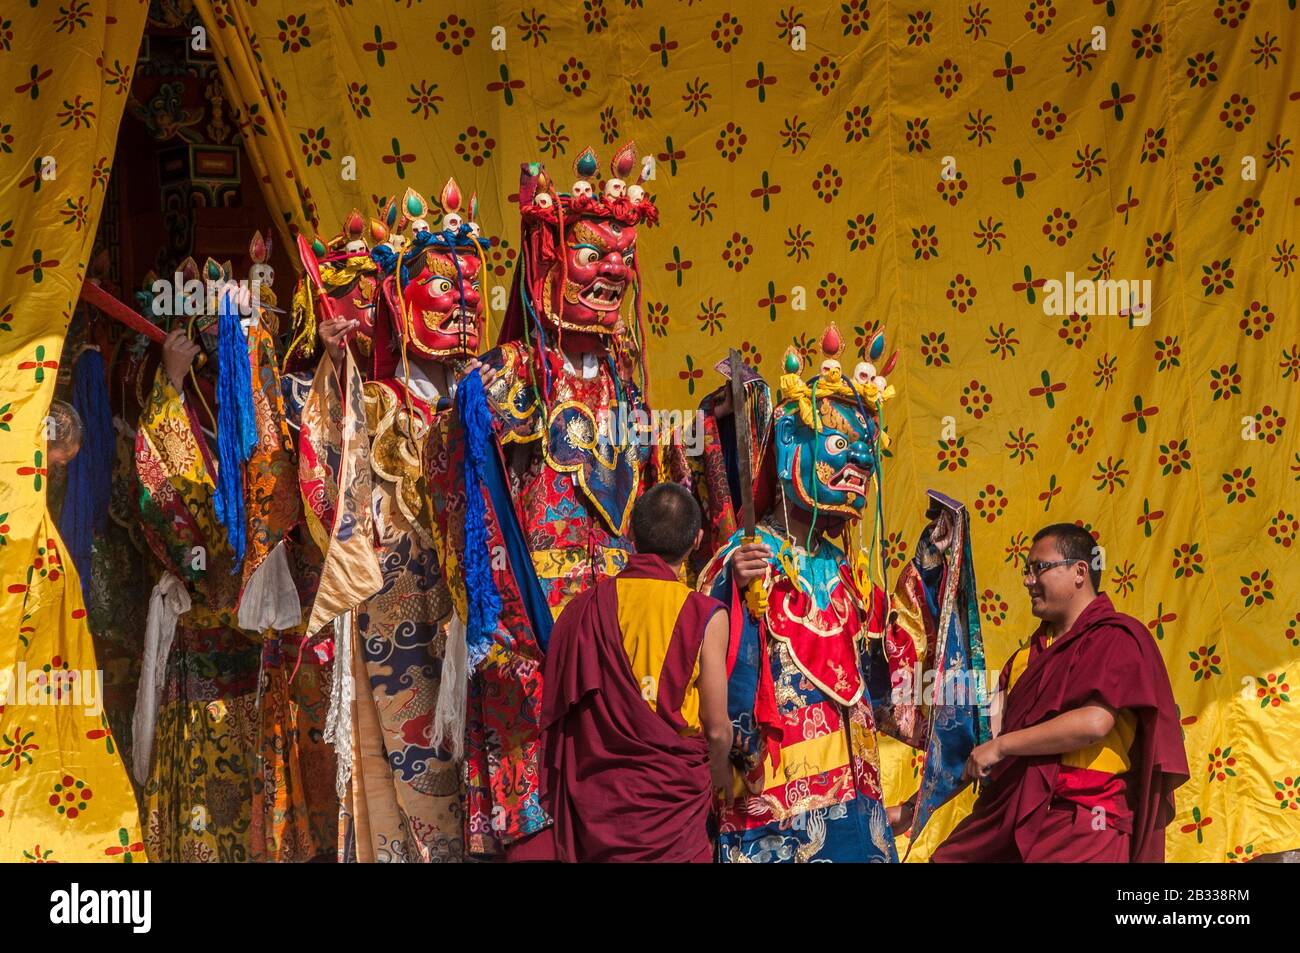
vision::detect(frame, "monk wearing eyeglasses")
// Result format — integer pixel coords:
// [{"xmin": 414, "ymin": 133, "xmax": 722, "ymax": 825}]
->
[{"xmin": 932, "ymin": 522, "xmax": 1188, "ymax": 862}]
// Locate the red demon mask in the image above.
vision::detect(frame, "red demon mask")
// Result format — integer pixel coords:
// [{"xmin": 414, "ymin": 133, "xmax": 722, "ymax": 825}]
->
[
  {"xmin": 371, "ymin": 178, "xmax": 493, "ymax": 375},
  {"xmin": 501, "ymin": 143, "xmax": 657, "ymax": 342}
]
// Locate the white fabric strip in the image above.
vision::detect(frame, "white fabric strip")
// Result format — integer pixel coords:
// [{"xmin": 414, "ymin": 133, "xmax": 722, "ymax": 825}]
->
[{"xmin": 132, "ymin": 572, "xmax": 191, "ymax": 786}]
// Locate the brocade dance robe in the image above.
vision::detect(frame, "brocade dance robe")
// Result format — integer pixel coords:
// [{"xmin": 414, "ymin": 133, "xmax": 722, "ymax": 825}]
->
[
  {"xmin": 302, "ymin": 352, "xmax": 464, "ymax": 863},
  {"xmin": 135, "ymin": 371, "xmax": 261, "ymax": 862},
  {"xmin": 134, "ymin": 326, "xmax": 330, "ymax": 862},
  {"xmin": 426, "ymin": 340, "xmax": 674, "ymax": 858},
  {"xmin": 697, "ymin": 521, "xmax": 944, "ymax": 862},
  {"xmin": 85, "ymin": 422, "xmax": 151, "ymax": 770},
  {"xmin": 244, "ymin": 325, "xmax": 337, "ymax": 863},
  {"xmin": 931, "ymin": 593, "xmax": 1188, "ymax": 863},
  {"xmin": 254, "ymin": 365, "xmax": 339, "ymax": 863}
]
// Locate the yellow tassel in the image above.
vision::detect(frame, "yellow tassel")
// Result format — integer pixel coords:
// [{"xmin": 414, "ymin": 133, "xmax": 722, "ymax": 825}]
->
[
  {"xmin": 468, "ymin": 231, "xmax": 492, "ymax": 345},
  {"xmin": 744, "ymin": 577, "xmax": 769, "ymax": 619},
  {"xmin": 739, "ymin": 534, "xmax": 771, "ymax": 620},
  {"xmin": 285, "ymin": 279, "xmax": 318, "ymax": 374}
]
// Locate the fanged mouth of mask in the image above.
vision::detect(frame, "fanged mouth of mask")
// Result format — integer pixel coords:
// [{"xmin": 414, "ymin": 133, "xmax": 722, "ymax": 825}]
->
[
  {"xmin": 424, "ymin": 307, "xmax": 477, "ymax": 334},
  {"xmin": 825, "ymin": 464, "xmax": 870, "ymax": 495},
  {"xmin": 578, "ymin": 278, "xmax": 627, "ymax": 311}
]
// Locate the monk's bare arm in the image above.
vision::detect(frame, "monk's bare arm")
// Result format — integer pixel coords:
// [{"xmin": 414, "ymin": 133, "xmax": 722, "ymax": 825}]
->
[
  {"xmin": 997, "ymin": 703, "xmax": 1116, "ymax": 757},
  {"xmin": 697, "ymin": 609, "xmax": 734, "ymax": 799},
  {"xmin": 988, "ymin": 688, "xmax": 1005, "ymax": 738},
  {"xmin": 964, "ymin": 702, "xmax": 1118, "ymax": 781}
]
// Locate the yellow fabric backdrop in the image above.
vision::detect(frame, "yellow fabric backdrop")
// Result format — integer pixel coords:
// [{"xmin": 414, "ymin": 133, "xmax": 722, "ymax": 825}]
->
[
  {"xmin": 183, "ymin": 0, "xmax": 1300, "ymax": 862},
  {"xmin": 0, "ymin": 0, "xmax": 147, "ymax": 861}
]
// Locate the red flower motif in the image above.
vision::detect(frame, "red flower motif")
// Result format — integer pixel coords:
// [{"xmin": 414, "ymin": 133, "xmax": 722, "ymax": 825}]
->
[
  {"xmin": 1212, "ymin": 1, "xmax": 1249, "ymax": 29},
  {"xmin": 716, "ymin": 121, "xmax": 746, "ymax": 162},
  {"xmin": 980, "ymin": 589, "xmax": 1009, "ymax": 626},
  {"xmin": 1207, "ymin": 747, "xmax": 1237, "ymax": 782},
  {"xmin": 1221, "ymin": 466, "xmax": 1256, "ymax": 504},
  {"xmin": 933, "ymin": 58, "xmax": 962, "ymax": 98},
  {"xmin": 973, "ymin": 484, "xmax": 1008, "ymax": 523},
  {"xmin": 1042, "ymin": 207, "xmax": 1077, "ymax": 247},
  {"xmin": 1200, "ymin": 258, "xmax": 1234, "ymax": 296},
  {"xmin": 910, "ymin": 223, "xmax": 938, "ymax": 260},
  {"xmin": 810, "ymin": 55, "xmax": 840, "ymax": 95},
  {"xmin": 557, "ymin": 57, "xmax": 591, "ymax": 96},
  {"xmin": 711, "ymin": 12, "xmax": 743, "ymax": 53},
  {"xmin": 1256, "ymin": 672, "xmax": 1291, "ymax": 708},
  {"xmin": 920, "ymin": 331, "xmax": 951, "ymax": 367},
  {"xmin": 936, "ymin": 437, "xmax": 969, "ymax": 472},
  {"xmin": 1131, "ymin": 22, "xmax": 1162, "ymax": 59},
  {"xmin": 1031, "ymin": 100, "xmax": 1067, "ymax": 139},
  {"xmin": 1240, "ymin": 569, "xmax": 1274, "ymax": 608},
  {"xmin": 1024, "ymin": 0, "xmax": 1056, "ymax": 35},
  {"xmin": 1230, "ymin": 197, "xmax": 1263, "ymax": 235},
  {"xmin": 1141, "ymin": 126, "xmax": 1168, "ymax": 163},
  {"xmin": 1218, "ymin": 92, "xmax": 1255, "ymax": 132},
  {"xmin": 960, "ymin": 379, "xmax": 992, "ymax": 419},
  {"xmin": 1254, "ymin": 405, "xmax": 1287, "ymax": 444},
  {"xmin": 1066, "ymin": 416, "xmax": 1093, "ymax": 454},
  {"xmin": 1188, "ymin": 644, "xmax": 1222, "ymax": 681},
  {"xmin": 946, "ymin": 274, "xmax": 976, "ymax": 312},
  {"xmin": 936, "ymin": 171, "xmax": 967, "ymax": 206},
  {"xmin": 435, "ymin": 14, "xmax": 475, "ymax": 55}
]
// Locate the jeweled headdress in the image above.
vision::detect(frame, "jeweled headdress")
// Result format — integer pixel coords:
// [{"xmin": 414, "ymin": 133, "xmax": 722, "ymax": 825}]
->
[
  {"xmin": 778, "ymin": 323, "xmax": 897, "ymax": 425},
  {"xmin": 500, "ymin": 142, "xmax": 658, "ymax": 399},
  {"xmin": 289, "ymin": 209, "xmax": 384, "ymax": 365},
  {"xmin": 372, "ymin": 177, "xmax": 496, "ymax": 375},
  {"xmin": 324, "ymin": 207, "xmax": 387, "ymax": 257},
  {"xmin": 247, "ymin": 230, "xmax": 277, "ymax": 329},
  {"xmin": 774, "ymin": 323, "xmax": 898, "ymax": 521}
]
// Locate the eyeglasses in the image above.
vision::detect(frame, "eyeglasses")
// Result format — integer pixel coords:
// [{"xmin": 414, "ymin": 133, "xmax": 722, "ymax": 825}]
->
[{"xmin": 1022, "ymin": 558, "xmax": 1082, "ymax": 581}]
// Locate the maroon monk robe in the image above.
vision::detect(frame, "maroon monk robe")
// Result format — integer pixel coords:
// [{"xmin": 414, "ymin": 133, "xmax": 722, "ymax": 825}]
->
[
  {"xmin": 539, "ymin": 553, "xmax": 723, "ymax": 863},
  {"xmin": 932, "ymin": 593, "xmax": 1189, "ymax": 863}
]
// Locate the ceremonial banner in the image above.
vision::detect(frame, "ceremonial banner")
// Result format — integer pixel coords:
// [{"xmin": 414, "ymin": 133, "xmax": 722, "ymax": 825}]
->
[{"xmin": 906, "ymin": 492, "xmax": 990, "ymax": 855}]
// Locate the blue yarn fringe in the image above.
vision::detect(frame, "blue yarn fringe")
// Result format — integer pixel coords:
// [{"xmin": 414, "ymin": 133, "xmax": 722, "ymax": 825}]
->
[
  {"xmin": 372, "ymin": 225, "xmax": 493, "ymax": 285},
  {"xmin": 213, "ymin": 290, "xmax": 257, "ymax": 571},
  {"xmin": 369, "ymin": 243, "xmax": 398, "ymax": 277},
  {"xmin": 456, "ymin": 369, "xmax": 502, "ymax": 668},
  {"xmin": 59, "ymin": 348, "xmax": 114, "ymax": 602}
]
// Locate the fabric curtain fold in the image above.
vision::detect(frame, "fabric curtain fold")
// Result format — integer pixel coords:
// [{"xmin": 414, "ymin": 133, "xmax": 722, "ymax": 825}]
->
[{"xmin": 0, "ymin": 0, "xmax": 149, "ymax": 862}]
